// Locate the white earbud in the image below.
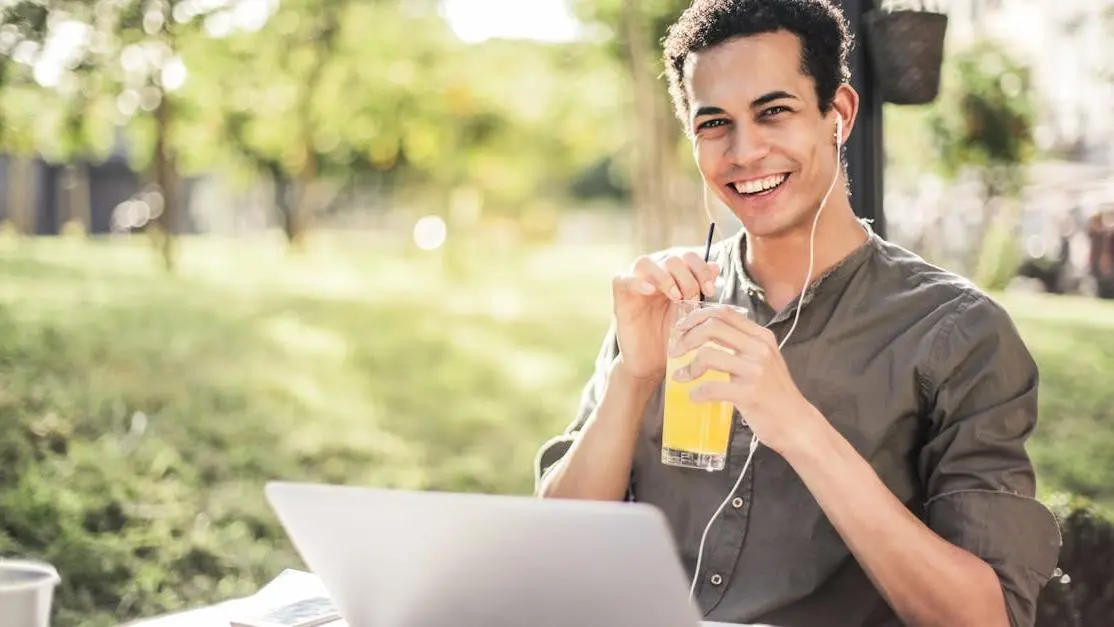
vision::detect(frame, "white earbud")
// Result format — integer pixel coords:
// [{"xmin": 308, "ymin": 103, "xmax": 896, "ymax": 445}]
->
[{"xmin": 835, "ymin": 115, "xmax": 843, "ymax": 147}]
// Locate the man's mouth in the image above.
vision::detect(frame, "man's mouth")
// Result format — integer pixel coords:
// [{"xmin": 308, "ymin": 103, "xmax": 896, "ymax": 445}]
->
[{"xmin": 728, "ymin": 173, "xmax": 790, "ymax": 197}]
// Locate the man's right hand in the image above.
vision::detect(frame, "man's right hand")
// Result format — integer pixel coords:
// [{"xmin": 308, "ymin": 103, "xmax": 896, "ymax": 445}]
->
[
  {"xmin": 537, "ymin": 248, "xmax": 721, "ymax": 501},
  {"xmin": 610, "ymin": 250, "xmax": 721, "ymax": 381}
]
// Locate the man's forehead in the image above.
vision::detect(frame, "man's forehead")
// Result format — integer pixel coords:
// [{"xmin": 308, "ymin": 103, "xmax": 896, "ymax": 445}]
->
[{"xmin": 684, "ymin": 31, "xmax": 812, "ymax": 106}]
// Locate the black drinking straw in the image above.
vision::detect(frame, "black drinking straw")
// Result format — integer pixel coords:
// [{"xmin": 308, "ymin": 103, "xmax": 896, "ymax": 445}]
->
[{"xmin": 699, "ymin": 221, "xmax": 715, "ymax": 302}]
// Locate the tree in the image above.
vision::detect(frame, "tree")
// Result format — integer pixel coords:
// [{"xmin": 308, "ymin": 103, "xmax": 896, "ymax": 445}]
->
[
  {"xmin": 571, "ymin": 0, "xmax": 703, "ymax": 252},
  {"xmin": 182, "ymin": 0, "xmax": 474, "ymax": 247},
  {"xmin": 180, "ymin": 0, "xmax": 628, "ymax": 246},
  {"xmin": 184, "ymin": 0, "xmax": 349, "ymax": 246},
  {"xmin": 0, "ymin": 1, "xmax": 47, "ymax": 155},
  {"xmin": 0, "ymin": 0, "xmax": 229, "ymax": 269}
]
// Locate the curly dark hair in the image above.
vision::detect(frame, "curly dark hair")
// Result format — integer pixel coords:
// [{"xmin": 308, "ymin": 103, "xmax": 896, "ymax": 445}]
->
[{"xmin": 663, "ymin": 0, "xmax": 853, "ymax": 130}]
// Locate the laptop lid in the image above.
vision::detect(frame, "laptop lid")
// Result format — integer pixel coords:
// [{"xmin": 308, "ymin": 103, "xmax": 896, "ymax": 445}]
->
[{"xmin": 264, "ymin": 481, "xmax": 704, "ymax": 627}]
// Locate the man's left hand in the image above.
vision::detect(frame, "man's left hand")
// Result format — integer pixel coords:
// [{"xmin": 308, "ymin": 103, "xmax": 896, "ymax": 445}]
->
[{"xmin": 668, "ymin": 303, "xmax": 822, "ymax": 455}]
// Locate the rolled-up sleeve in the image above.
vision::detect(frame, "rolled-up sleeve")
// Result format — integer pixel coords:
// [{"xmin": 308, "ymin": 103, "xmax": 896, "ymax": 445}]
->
[
  {"xmin": 532, "ymin": 322, "xmax": 620, "ymax": 494},
  {"xmin": 919, "ymin": 291, "xmax": 1061, "ymax": 627}
]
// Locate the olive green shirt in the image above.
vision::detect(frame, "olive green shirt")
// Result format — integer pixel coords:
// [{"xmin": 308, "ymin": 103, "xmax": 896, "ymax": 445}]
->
[{"xmin": 535, "ymin": 226, "xmax": 1061, "ymax": 627}]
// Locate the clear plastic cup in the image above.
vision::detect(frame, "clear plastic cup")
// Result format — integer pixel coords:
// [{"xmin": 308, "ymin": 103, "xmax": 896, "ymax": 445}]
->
[{"xmin": 660, "ymin": 300, "xmax": 744, "ymax": 472}]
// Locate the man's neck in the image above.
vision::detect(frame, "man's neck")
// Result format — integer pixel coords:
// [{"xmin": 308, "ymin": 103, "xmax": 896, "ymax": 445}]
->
[{"xmin": 744, "ymin": 194, "xmax": 869, "ymax": 312}]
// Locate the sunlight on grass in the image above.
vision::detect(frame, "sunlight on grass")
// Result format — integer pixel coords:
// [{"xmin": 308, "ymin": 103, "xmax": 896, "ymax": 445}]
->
[
  {"xmin": 261, "ymin": 313, "xmax": 351, "ymax": 358},
  {"xmin": 448, "ymin": 323, "xmax": 576, "ymax": 391}
]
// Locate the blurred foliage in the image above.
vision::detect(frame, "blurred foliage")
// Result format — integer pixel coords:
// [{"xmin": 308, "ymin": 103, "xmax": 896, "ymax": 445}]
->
[
  {"xmin": 972, "ymin": 214, "xmax": 1023, "ymax": 291},
  {"xmin": 885, "ymin": 38, "xmax": 1038, "ymax": 192},
  {"xmin": 0, "ymin": 236, "xmax": 1110, "ymax": 624},
  {"xmin": 0, "ymin": 0, "xmax": 632, "ymax": 245},
  {"xmin": 925, "ymin": 39, "xmax": 1037, "ymax": 196},
  {"xmin": 0, "ymin": 0, "xmax": 219, "ymax": 166},
  {"xmin": 1035, "ymin": 495, "xmax": 1114, "ymax": 627},
  {"xmin": 886, "ymin": 38, "xmax": 1038, "ymax": 287}
]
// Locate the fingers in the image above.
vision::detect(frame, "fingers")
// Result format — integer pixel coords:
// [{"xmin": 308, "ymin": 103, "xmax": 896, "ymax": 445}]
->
[
  {"xmin": 687, "ymin": 380, "xmax": 740, "ymax": 405},
  {"xmin": 681, "ymin": 251, "xmax": 720, "ymax": 297},
  {"xmin": 670, "ymin": 307, "xmax": 772, "ymax": 357},
  {"xmin": 671, "ymin": 345, "xmax": 752, "ymax": 383},
  {"xmin": 670, "ymin": 314, "xmax": 761, "ymax": 358},
  {"xmin": 663, "ymin": 255, "xmax": 702, "ymax": 300},
  {"xmin": 615, "ymin": 252, "xmax": 722, "ymax": 301},
  {"xmin": 635, "ymin": 253, "xmax": 721, "ymax": 300},
  {"xmin": 632, "ymin": 255, "xmax": 683, "ymax": 299},
  {"xmin": 612, "ymin": 272, "xmax": 658, "ymax": 298},
  {"xmin": 677, "ymin": 305, "xmax": 774, "ymax": 344}
]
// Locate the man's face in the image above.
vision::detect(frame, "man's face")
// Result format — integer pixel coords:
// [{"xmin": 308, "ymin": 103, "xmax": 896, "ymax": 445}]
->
[{"xmin": 685, "ymin": 30, "xmax": 852, "ymax": 239}]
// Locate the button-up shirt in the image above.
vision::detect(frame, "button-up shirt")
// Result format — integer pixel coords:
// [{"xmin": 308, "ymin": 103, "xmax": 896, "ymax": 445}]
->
[{"xmin": 535, "ymin": 225, "xmax": 1061, "ymax": 626}]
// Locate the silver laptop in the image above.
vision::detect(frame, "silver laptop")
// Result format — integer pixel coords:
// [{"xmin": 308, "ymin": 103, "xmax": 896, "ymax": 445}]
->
[{"xmin": 264, "ymin": 481, "xmax": 738, "ymax": 627}]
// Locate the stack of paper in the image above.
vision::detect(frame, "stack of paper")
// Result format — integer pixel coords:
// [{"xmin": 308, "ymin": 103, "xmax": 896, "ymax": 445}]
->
[{"xmin": 125, "ymin": 569, "xmax": 342, "ymax": 627}]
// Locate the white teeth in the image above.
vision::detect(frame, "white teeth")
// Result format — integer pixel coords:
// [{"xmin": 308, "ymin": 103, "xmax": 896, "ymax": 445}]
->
[{"xmin": 733, "ymin": 174, "xmax": 787, "ymax": 195}]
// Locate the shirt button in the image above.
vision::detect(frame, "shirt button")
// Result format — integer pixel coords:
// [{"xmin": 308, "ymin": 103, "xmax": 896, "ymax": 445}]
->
[
  {"xmin": 731, "ymin": 497, "xmax": 744, "ymax": 509},
  {"xmin": 709, "ymin": 573, "xmax": 723, "ymax": 586}
]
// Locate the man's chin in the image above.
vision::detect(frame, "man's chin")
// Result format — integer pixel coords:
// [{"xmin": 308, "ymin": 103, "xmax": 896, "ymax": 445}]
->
[
  {"xmin": 734, "ymin": 213, "xmax": 800, "ymax": 240},
  {"xmin": 732, "ymin": 203, "xmax": 821, "ymax": 241}
]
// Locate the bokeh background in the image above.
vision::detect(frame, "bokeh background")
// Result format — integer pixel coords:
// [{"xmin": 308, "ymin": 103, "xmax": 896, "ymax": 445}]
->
[{"xmin": 1, "ymin": 0, "xmax": 1113, "ymax": 625}]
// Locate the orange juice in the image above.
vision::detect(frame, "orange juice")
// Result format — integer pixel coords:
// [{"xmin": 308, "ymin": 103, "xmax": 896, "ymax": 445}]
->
[{"xmin": 661, "ymin": 347, "xmax": 734, "ymax": 471}]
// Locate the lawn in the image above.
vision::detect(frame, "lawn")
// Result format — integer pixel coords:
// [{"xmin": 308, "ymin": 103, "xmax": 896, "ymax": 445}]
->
[{"xmin": 0, "ymin": 232, "xmax": 1110, "ymax": 626}]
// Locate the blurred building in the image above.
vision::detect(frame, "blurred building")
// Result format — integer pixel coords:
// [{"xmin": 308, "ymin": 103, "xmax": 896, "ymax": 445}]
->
[{"xmin": 0, "ymin": 132, "xmax": 230, "ymax": 237}]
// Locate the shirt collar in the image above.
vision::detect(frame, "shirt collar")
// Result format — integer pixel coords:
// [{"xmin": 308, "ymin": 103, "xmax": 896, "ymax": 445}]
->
[{"xmin": 728, "ymin": 219, "xmax": 878, "ymax": 316}]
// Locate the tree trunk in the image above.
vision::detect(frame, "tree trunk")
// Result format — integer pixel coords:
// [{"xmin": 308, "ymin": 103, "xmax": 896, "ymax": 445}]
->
[
  {"xmin": 287, "ymin": 140, "xmax": 317, "ymax": 249},
  {"xmin": 623, "ymin": 0, "xmax": 666, "ymax": 252},
  {"xmin": 280, "ymin": 2, "xmax": 342, "ymax": 249},
  {"xmin": 152, "ymin": 93, "xmax": 177, "ymax": 271},
  {"xmin": 272, "ymin": 168, "xmax": 296, "ymax": 241},
  {"xmin": 6, "ymin": 156, "xmax": 32, "ymax": 234},
  {"xmin": 621, "ymin": 0, "xmax": 697, "ymax": 252},
  {"xmin": 62, "ymin": 163, "xmax": 91, "ymax": 235}
]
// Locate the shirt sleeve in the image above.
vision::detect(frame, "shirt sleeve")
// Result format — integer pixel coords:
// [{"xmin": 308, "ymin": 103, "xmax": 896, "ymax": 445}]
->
[
  {"xmin": 919, "ymin": 291, "xmax": 1062, "ymax": 627},
  {"xmin": 532, "ymin": 322, "xmax": 621, "ymax": 495}
]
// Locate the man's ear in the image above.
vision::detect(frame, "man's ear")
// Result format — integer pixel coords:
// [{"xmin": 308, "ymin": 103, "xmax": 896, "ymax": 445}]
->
[{"xmin": 830, "ymin": 83, "xmax": 859, "ymax": 147}]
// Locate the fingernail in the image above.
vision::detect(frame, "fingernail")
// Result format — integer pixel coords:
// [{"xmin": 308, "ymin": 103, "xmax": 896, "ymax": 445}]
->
[
  {"xmin": 669, "ymin": 287, "xmax": 682, "ymax": 300},
  {"xmin": 675, "ymin": 314, "xmax": 692, "ymax": 330},
  {"xmin": 640, "ymin": 282, "xmax": 655, "ymax": 294},
  {"xmin": 672, "ymin": 366, "xmax": 689, "ymax": 382},
  {"xmin": 703, "ymin": 280, "xmax": 716, "ymax": 295}
]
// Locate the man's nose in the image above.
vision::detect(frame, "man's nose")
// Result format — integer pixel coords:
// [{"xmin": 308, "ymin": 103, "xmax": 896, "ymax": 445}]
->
[{"xmin": 726, "ymin": 124, "xmax": 770, "ymax": 167}]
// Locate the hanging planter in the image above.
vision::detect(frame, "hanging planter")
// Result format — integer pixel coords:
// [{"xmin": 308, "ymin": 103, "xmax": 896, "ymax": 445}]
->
[{"xmin": 864, "ymin": 0, "xmax": 949, "ymax": 105}]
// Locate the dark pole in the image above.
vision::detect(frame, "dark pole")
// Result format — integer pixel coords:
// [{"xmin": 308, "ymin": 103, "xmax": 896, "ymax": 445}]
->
[{"xmin": 840, "ymin": 0, "xmax": 886, "ymax": 239}]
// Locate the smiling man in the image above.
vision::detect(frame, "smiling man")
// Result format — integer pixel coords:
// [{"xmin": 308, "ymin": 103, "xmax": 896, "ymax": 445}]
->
[{"xmin": 534, "ymin": 1, "xmax": 1062, "ymax": 626}]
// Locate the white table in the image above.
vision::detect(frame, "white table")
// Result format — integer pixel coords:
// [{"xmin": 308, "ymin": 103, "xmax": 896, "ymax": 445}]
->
[
  {"xmin": 121, "ymin": 570, "xmax": 758, "ymax": 627},
  {"xmin": 134, "ymin": 619, "xmax": 748, "ymax": 627},
  {"xmin": 123, "ymin": 570, "xmax": 327, "ymax": 626}
]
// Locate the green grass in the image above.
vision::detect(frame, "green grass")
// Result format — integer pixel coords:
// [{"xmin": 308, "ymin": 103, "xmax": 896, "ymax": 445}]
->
[
  {"xmin": 997, "ymin": 291, "xmax": 1114, "ymax": 506},
  {"xmin": 0, "ymin": 233, "xmax": 1110, "ymax": 625},
  {"xmin": 0, "ymin": 233, "xmax": 626, "ymax": 626}
]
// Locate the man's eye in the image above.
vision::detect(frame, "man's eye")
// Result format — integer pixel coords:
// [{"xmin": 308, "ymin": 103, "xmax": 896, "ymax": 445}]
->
[
  {"xmin": 761, "ymin": 106, "xmax": 790, "ymax": 118},
  {"xmin": 696, "ymin": 119, "xmax": 727, "ymax": 131}
]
